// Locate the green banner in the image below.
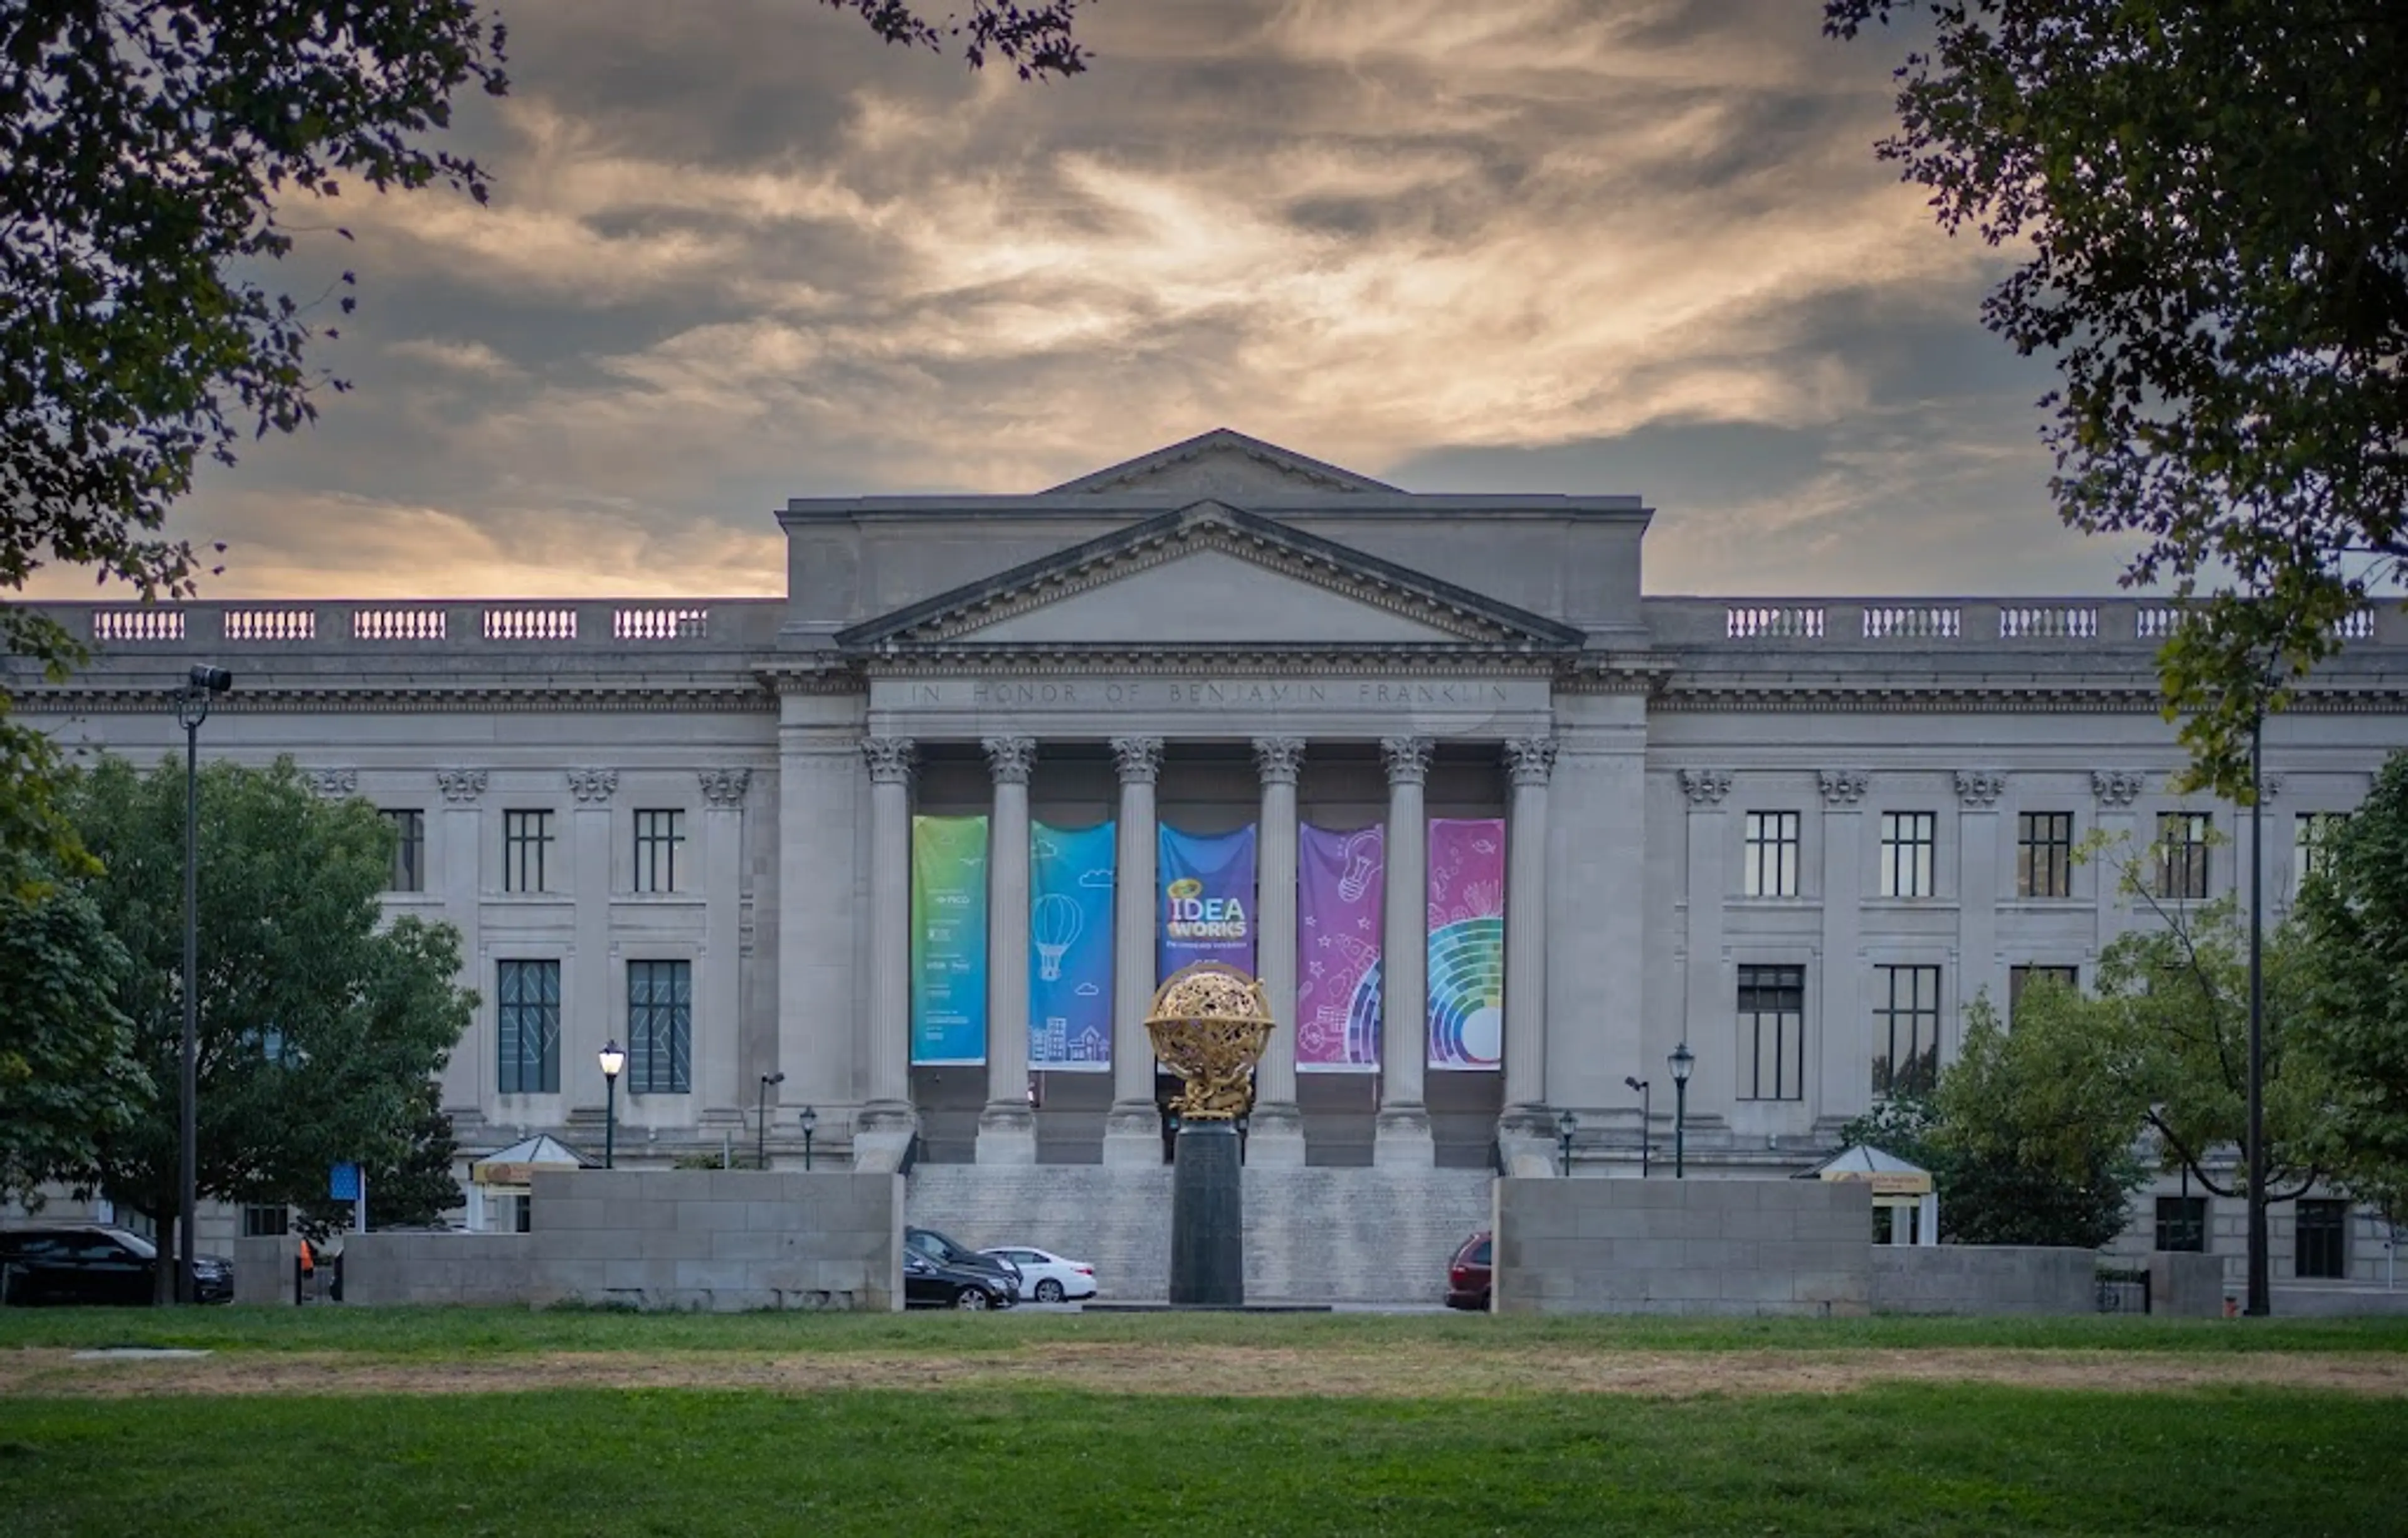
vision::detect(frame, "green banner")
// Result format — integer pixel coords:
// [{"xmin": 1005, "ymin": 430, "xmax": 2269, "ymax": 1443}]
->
[{"xmin": 910, "ymin": 814, "xmax": 989, "ymax": 1065}]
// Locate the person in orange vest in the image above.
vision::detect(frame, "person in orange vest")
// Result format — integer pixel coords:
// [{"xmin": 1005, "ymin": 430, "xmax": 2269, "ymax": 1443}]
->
[{"xmin": 297, "ymin": 1235, "xmax": 316, "ymax": 1301}]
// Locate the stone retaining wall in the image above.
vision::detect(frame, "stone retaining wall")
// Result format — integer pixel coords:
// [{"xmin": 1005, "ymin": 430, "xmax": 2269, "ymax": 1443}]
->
[
  {"xmin": 1491, "ymin": 1177, "xmax": 1871, "ymax": 1316},
  {"xmin": 1869, "ymin": 1245, "xmax": 2095, "ymax": 1315}
]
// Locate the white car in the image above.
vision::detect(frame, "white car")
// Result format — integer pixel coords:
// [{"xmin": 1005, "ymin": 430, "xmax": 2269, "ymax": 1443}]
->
[{"xmin": 979, "ymin": 1246, "xmax": 1097, "ymax": 1303}]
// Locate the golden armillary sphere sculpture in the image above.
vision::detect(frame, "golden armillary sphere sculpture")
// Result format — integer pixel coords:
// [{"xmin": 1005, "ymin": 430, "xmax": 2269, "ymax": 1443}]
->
[{"xmin": 1145, "ymin": 961, "xmax": 1275, "ymax": 1121}]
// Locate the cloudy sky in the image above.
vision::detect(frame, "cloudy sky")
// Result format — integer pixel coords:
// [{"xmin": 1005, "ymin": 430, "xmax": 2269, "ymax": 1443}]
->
[{"xmin": 41, "ymin": 0, "xmax": 2148, "ymax": 602}]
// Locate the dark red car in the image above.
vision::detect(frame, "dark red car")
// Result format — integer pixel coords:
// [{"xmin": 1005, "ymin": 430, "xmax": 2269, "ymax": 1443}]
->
[{"xmin": 1445, "ymin": 1230, "xmax": 1492, "ymax": 1310}]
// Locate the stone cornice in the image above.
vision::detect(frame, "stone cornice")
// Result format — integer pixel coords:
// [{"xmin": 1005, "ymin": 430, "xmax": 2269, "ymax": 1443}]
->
[
  {"xmin": 1653, "ymin": 680, "xmax": 2408, "ymax": 714},
  {"xmin": 18, "ymin": 681, "xmax": 776, "ymax": 714}
]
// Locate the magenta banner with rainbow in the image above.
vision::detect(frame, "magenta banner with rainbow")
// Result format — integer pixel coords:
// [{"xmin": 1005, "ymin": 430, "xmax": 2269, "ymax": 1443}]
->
[
  {"xmin": 1296, "ymin": 823, "xmax": 1384, "ymax": 1072},
  {"xmin": 1426, "ymin": 818, "xmax": 1504, "ymax": 1070}
]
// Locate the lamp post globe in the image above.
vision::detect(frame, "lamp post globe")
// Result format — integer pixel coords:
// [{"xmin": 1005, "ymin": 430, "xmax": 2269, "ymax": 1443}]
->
[
  {"xmin": 799, "ymin": 1104, "xmax": 818, "ymax": 1172},
  {"xmin": 1669, "ymin": 1040, "xmax": 1694, "ymax": 1179},
  {"xmin": 598, "ymin": 1041, "xmax": 626, "ymax": 1169},
  {"xmin": 1555, "ymin": 1109, "xmax": 1576, "ymax": 1178},
  {"xmin": 174, "ymin": 663, "xmax": 232, "ymax": 1305}
]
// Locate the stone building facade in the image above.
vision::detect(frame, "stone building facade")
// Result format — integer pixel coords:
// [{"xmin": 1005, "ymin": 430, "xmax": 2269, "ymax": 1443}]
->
[{"xmin": 16, "ymin": 429, "xmax": 2406, "ymax": 1287}]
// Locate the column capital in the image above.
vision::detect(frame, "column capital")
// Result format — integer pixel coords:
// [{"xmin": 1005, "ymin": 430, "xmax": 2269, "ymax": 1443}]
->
[
  {"xmin": 861, "ymin": 736, "xmax": 917, "ymax": 785},
  {"xmin": 566, "ymin": 768, "xmax": 619, "ymax": 804},
  {"xmin": 1953, "ymin": 769, "xmax": 2007, "ymax": 808},
  {"xmin": 1252, "ymin": 735, "xmax": 1306, "ymax": 785},
  {"xmin": 2091, "ymin": 769, "xmax": 2146, "ymax": 807},
  {"xmin": 435, "ymin": 769, "xmax": 488, "ymax": 804},
  {"xmin": 301, "ymin": 768, "xmax": 357, "ymax": 799},
  {"xmin": 1817, "ymin": 768, "xmax": 1869, "ymax": 808},
  {"xmin": 697, "ymin": 767, "xmax": 752, "ymax": 808},
  {"xmin": 1677, "ymin": 768, "xmax": 1731, "ymax": 806},
  {"xmin": 1111, "ymin": 735, "xmax": 1164, "ymax": 786},
  {"xmin": 1380, "ymin": 735, "xmax": 1434, "ymax": 786},
  {"xmin": 982, "ymin": 735, "xmax": 1037, "ymax": 785},
  {"xmin": 1503, "ymin": 736, "xmax": 1558, "ymax": 787}
]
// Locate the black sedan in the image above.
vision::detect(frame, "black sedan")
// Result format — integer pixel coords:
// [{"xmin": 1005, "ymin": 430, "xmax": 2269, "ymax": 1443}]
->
[
  {"xmin": 906, "ymin": 1225, "xmax": 1020, "ymax": 1303},
  {"xmin": 903, "ymin": 1250, "xmax": 1013, "ymax": 1310},
  {"xmin": 0, "ymin": 1224, "xmax": 234, "ymax": 1306}
]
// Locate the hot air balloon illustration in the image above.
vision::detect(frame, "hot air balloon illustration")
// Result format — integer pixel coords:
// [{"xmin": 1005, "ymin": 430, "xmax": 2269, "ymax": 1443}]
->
[
  {"xmin": 1032, "ymin": 892, "xmax": 1082, "ymax": 981},
  {"xmin": 1338, "ymin": 828, "xmax": 1383, "ymax": 902}
]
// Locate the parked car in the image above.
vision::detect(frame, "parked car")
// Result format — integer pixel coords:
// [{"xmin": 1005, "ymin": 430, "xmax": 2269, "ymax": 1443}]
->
[
  {"xmin": 906, "ymin": 1226, "xmax": 1020, "ymax": 1303},
  {"xmin": 902, "ymin": 1250, "xmax": 1013, "ymax": 1310},
  {"xmin": 1444, "ymin": 1230, "xmax": 1491, "ymax": 1311},
  {"xmin": 0, "ymin": 1225, "xmax": 234, "ymax": 1307},
  {"xmin": 979, "ymin": 1245, "xmax": 1097, "ymax": 1303}
]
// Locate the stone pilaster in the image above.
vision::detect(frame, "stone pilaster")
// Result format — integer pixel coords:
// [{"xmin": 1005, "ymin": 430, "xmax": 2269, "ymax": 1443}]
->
[
  {"xmin": 568, "ymin": 769, "xmax": 615, "ymax": 1116},
  {"xmin": 978, "ymin": 736, "xmax": 1038, "ymax": 1165},
  {"xmin": 1500, "ymin": 736, "xmax": 1556, "ymax": 1139},
  {"xmin": 1104, "ymin": 735, "xmax": 1166, "ymax": 1166},
  {"xmin": 436, "ymin": 770, "xmax": 485, "ymax": 1115},
  {"xmin": 699, "ymin": 769, "xmax": 749, "ymax": 1125},
  {"xmin": 1249, "ymin": 735, "xmax": 1307, "ymax": 1166},
  {"xmin": 857, "ymin": 735, "xmax": 917, "ymax": 1168},
  {"xmin": 1375, "ymin": 735, "xmax": 1434, "ymax": 1167}
]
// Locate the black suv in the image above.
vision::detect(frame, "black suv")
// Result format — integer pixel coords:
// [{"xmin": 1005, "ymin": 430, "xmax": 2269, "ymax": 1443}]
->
[
  {"xmin": 905, "ymin": 1226, "xmax": 1019, "ymax": 1305},
  {"xmin": 0, "ymin": 1225, "xmax": 234, "ymax": 1306}
]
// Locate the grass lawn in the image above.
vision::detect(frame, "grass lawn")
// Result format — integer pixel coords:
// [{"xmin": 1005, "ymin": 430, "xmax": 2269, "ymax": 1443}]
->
[
  {"xmin": 4, "ymin": 1304, "xmax": 2408, "ymax": 1359},
  {"xmin": 3, "ymin": 1382, "xmax": 2400, "ymax": 1537}
]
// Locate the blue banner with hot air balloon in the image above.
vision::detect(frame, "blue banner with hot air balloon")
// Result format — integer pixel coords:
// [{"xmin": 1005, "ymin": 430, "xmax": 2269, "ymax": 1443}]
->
[
  {"xmin": 1157, "ymin": 824, "xmax": 1257, "ymax": 982},
  {"xmin": 1028, "ymin": 820, "xmax": 1115, "ymax": 1072}
]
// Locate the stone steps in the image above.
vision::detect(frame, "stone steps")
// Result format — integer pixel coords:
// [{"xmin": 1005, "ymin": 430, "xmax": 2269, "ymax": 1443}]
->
[{"xmin": 905, "ymin": 1164, "xmax": 1493, "ymax": 1304}]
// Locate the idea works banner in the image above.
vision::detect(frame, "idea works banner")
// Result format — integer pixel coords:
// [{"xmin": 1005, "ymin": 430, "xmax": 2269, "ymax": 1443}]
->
[
  {"xmin": 1157, "ymin": 824, "xmax": 1257, "ymax": 982},
  {"xmin": 1427, "ymin": 818, "xmax": 1505, "ymax": 1071},
  {"xmin": 1297, "ymin": 823, "xmax": 1384, "ymax": 1073},
  {"xmin": 1029, "ymin": 819, "xmax": 1115, "ymax": 1072},
  {"xmin": 909, "ymin": 814, "xmax": 988, "ymax": 1065}
]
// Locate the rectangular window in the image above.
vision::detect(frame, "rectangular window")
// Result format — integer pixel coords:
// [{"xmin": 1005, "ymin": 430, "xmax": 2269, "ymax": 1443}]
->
[
  {"xmin": 1742, "ymin": 811, "xmax": 1800, "ymax": 897},
  {"xmin": 2007, "ymin": 964, "xmax": 2080, "ymax": 1021},
  {"xmin": 497, "ymin": 960, "xmax": 561, "ymax": 1095},
  {"xmin": 628, "ymin": 959, "xmax": 692, "ymax": 1095},
  {"xmin": 1871, "ymin": 964, "xmax": 1941, "ymax": 1097},
  {"xmin": 2296, "ymin": 812, "xmax": 2348, "ymax": 887},
  {"xmin": 240, "ymin": 1204, "xmax": 289, "ymax": 1239},
  {"xmin": 1736, "ymin": 964, "xmax": 1805, "ymax": 1102},
  {"xmin": 383, "ymin": 809, "xmax": 425, "ymax": 893},
  {"xmin": 2156, "ymin": 811, "xmax": 2212, "ymax": 900},
  {"xmin": 2294, "ymin": 1199, "xmax": 2348, "ymax": 1279},
  {"xmin": 1879, "ymin": 812, "xmax": 1936, "ymax": 898},
  {"xmin": 504, "ymin": 810, "xmax": 554, "ymax": 894},
  {"xmin": 2155, "ymin": 1196, "xmax": 2208, "ymax": 1253},
  {"xmin": 633, "ymin": 809, "xmax": 685, "ymax": 894},
  {"xmin": 2015, "ymin": 811, "xmax": 2073, "ymax": 898}
]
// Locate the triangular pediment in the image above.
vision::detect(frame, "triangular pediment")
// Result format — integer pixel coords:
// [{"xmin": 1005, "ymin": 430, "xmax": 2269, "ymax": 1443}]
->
[
  {"xmin": 838, "ymin": 502, "xmax": 1582, "ymax": 654},
  {"xmin": 1043, "ymin": 429, "xmax": 1400, "ymax": 497}
]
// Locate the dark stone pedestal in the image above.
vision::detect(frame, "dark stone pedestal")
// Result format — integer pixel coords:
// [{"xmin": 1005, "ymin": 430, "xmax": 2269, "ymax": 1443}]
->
[{"xmin": 1169, "ymin": 1121, "xmax": 1244, "ymax": 1307}]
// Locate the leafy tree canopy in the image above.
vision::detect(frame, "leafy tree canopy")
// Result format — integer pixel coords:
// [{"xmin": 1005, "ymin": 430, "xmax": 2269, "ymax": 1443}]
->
[
  {"xmin": 63, "ymin": 755, "xmax": 473, "ymax": 1288},
  {"xmin": 1825, "ymin": 2, "xmax": 2408, "ymax": 795},
  {"xmin": 2293, "ymin": 749, "xmax": 2408, "ymax": 1221},
  {"xmin": 297, "ymin": 1078, "xmax": 462, "ymax": 1233},
  {"xmin": 0, "ymin": 860, "xmax": 144, "ymax": 1205}
]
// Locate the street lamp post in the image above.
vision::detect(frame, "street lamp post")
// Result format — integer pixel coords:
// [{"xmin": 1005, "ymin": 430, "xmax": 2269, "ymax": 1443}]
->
[
  {"xmin": 1669, "ymin": 1041, "xmax": 1695, "ymax": 1179},
  {"xmin": 2246, "ymin": 703, "xmax": 2271, "ymax": 1316},
  {"xmin": 598, "ymin": 1041, "xmax": 626, "ymax": 1169},
  {"xmin": 756, "ymin": 1072, "xmax": 784, "ymax": 1169},
  {"xmin": 1625, "ymin": 1076, "xmax": 1652, "ymax": 1179},
  {"xmin": 1556, "ymin": 1109, "xmax": 1576, "ymax": 1178},
  {"xmin": 800, "ymin": 1105, "xmax": 818, "ymax": 1172},
  {"xmin": 175, "ymin": 664, "xmax": 231, "ymax": 1306}
]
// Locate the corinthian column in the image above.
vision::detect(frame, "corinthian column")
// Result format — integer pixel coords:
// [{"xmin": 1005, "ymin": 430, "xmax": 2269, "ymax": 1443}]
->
[
  {"xmin": 857, "ymin": 735, "xmax": 917, "ymax": 1167},
  {"xmin": 1501, "ymin": 736, "xmax": 1556, "ymax": 1135},
  {"xmin": 1376, "ymin": 735, "xmax": 1435, "ymax": 1167},
  {"xmin": 1102, "ymin": 735, "xmax": 1165, "ymax": 1166},
  {"xmin": 978, "ymin": 736, "xmax": 1037, "ymax": 1165},
  {"xmin": 1249, "ymin": 735, "xmax": 1307, "ymax": 1166}
]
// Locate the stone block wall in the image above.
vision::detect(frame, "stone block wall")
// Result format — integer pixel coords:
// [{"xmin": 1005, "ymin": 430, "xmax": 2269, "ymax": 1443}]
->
[
  {"xmin": 230, "ymin": 1233, "xmax": 534, "ymax": 1305},
  {"xmin": 906, "ymin": 1164, "xmax": 1493, "ymax": 1304},
  {"xmin": 1869, "ymin": 1245, "xmax": 2095, "ymax": 1315},
  {"xmin": 1491, "ymin": 1177, "xmax": 1871, "ymax": 1316},
  {"xmin": 528, "ymin": 1169, "xmax": 900, "ymax": 1311},
  {"xmin": 2148, "ymin": 1251, "xmax": 2228, "ymax": 1318}
]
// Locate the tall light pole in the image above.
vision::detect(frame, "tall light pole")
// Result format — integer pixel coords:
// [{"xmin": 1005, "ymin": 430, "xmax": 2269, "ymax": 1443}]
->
[
  {"xmin": 175, "ymin": 664, "xmax": 231, "ymax": 1305},
  {"xmin": 1669, "ymin": 1041, "xmax": 1695, "ymax": 1179},
  {"xmin": 756, "ymin": 1071, "xmax": 784, "ymax": 1169},
  {"xmin": 2246, "ymin": 700, "xmax": 2270, "ymax": 1316},
  {"xmin": 598, "ymin": 1041, "xmax": 626, "ymax": 1169},
  {"xmin": 1625, "ymin": 1076, "xmax": 1652, "ymax": 1179}
]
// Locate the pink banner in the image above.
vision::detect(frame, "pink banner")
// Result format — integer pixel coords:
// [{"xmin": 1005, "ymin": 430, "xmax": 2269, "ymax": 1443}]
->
[
  {"xmin": 1297, "ymin": 824, "xmax": 1383, "ymax": 1072},
  {"xmin": 1427, "ymin": 818, "xmax": 1505, "ymax": 1070}
]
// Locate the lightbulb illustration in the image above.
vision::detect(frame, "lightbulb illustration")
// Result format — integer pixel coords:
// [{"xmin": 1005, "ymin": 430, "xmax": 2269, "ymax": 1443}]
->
[
  {"xmin": 1338, "ymin": 828, "xmax": 1383, "ymax": 902},
  {"xmin": 1032, "ymin": 893, "xmax": 1082, "ymax": 981}
]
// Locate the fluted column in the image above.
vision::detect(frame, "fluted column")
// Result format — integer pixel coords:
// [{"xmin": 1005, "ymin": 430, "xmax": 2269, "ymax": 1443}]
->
[
  {"xmin": 858, "ymin": 737, "xmax": 917, "ymax": 1162},
  {"xmin": 978, "ymin": 736, "xmax": 1037, "ymax": 1165},
  {"xmin": 1376, "ymin": 735, "xmax": 1435, "ymax": 1167},
  {"xmin": 1501, "ymin": 736, "xmax": 1556, "ymax": 1132},
  {"xmin": 1103, "ymin": 735, "xmax": 1165, "ymax": 1166},
  {"xmin": 698, "ymin": 768, "xmax": 751, "ymax": 1127},
  {"xmin": 1249, "ymin": 736, "xmax": 1307, "ymax": 1165}
]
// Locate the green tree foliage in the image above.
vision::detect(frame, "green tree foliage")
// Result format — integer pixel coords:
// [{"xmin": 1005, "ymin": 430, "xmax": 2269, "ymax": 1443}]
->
[
  {"xmin": 63, "ymin": 756, "xmax": 473, "ymax": 1289},
  {"xmin": 2293, "ymin": 750, "xmax": 2408, "ymax": 1220},
  {"xmin": 0, "ymin": 863, "xmax": 144, "ymax": 1205},
  {"xmin": 1824, "ymin": 3, "xmax": 2408, "ymax": 796},
  {"xmin": 297, "ymin": 1078, "xmax": 462, "ymax": 1232}
]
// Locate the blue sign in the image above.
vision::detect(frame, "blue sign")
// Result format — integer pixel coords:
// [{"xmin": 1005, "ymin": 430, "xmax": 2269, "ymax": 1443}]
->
[{"xmin": 328, "ymin": 1162, "xmax": 362, "ymax": 1201}]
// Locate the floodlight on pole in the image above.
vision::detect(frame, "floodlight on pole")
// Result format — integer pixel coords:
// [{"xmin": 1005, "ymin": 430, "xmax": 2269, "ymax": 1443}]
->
[
  {"xmin": 176, "ymin": 663, "xmax": 231, "ymax": 1306},
  {"xmin": 757, "ymin": 1072, "xmax": 784, "ymax": 1169}
]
